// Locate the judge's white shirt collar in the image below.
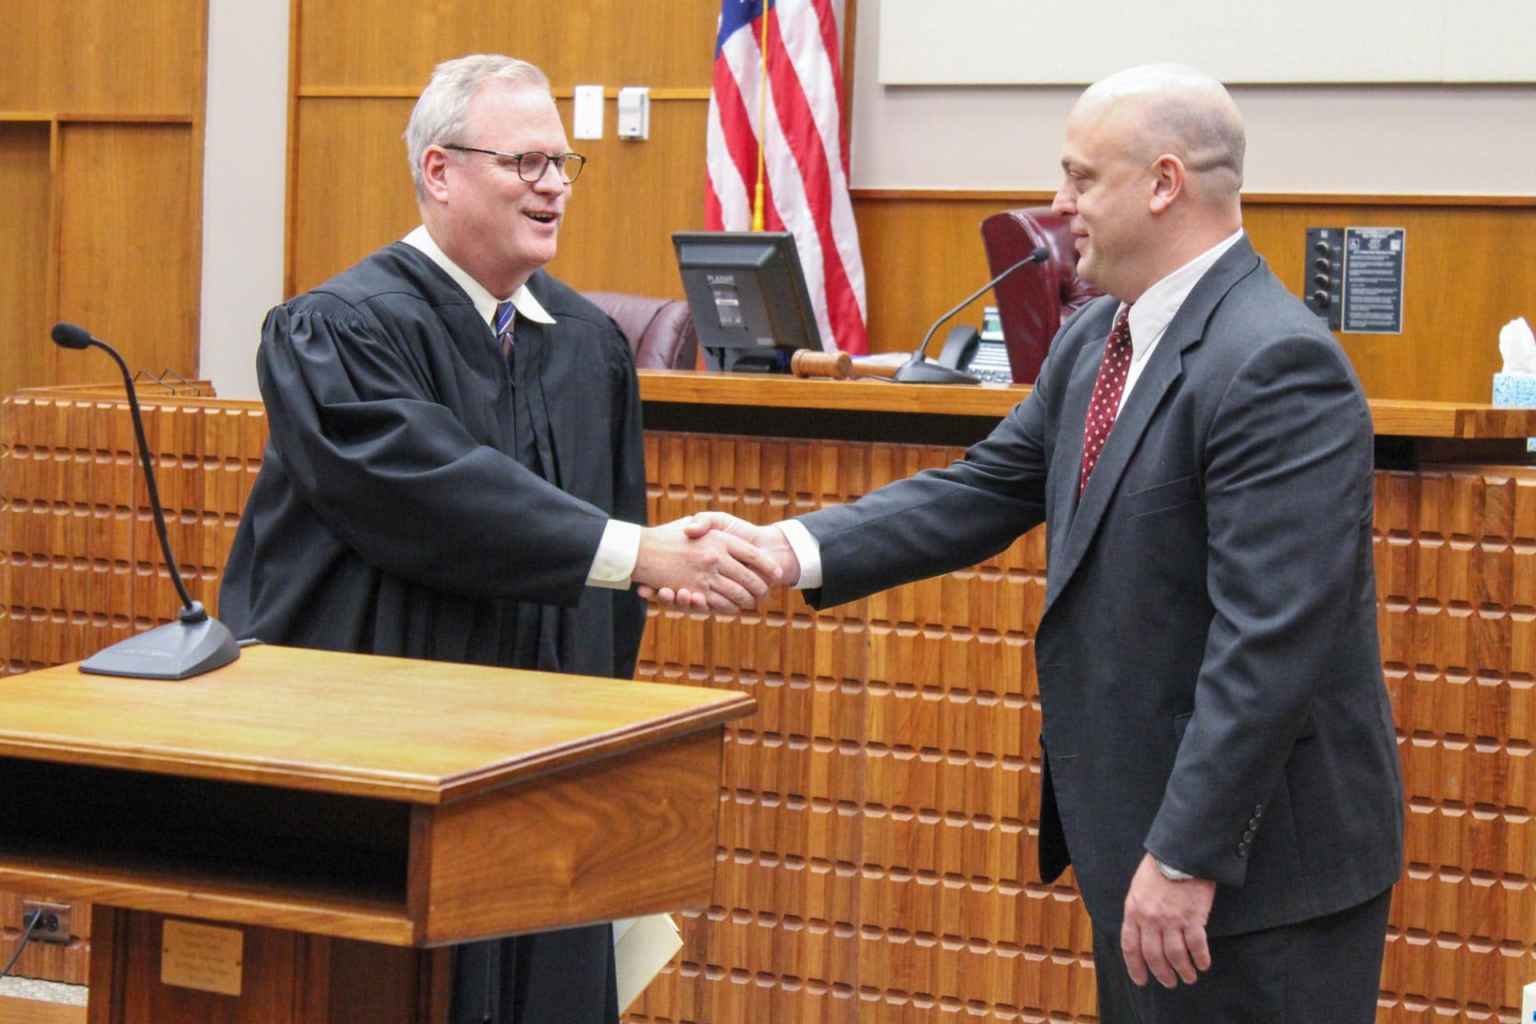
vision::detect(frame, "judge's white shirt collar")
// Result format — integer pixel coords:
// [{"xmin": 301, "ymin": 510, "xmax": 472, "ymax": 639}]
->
[{"xmin": 403, "ymin": 225, "xmax": 556, "ymax": 329}]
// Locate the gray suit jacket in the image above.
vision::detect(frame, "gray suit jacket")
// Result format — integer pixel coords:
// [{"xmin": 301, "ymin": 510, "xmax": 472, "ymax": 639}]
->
[{"xmin": 800, "ymin": 237, "xmax": 1403, "ymax": 935}]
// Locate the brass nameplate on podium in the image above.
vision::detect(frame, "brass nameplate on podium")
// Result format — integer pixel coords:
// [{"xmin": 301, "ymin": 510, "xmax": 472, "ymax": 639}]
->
[{"xmin": 161, "ymin": 919, "xmax": 244, "ymax": 996}]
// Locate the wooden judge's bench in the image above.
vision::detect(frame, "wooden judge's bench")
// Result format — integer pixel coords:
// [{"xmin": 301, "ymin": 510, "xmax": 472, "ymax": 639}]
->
[{"xmin": 3, "ymin": 372, "xmax": 1535, "ymax": 1023}]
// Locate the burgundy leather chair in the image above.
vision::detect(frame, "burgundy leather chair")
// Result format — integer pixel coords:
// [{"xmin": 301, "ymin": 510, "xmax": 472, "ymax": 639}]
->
[
  {"xmin": 582, "ymin": 291, "xmax": 700, "ymax": 370},
  {"xmin": 980, "ymin": 207, "xmax": 1102, "ymax": 384}
]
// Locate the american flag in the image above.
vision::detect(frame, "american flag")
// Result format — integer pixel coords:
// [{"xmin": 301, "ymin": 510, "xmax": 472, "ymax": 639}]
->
[{"xmin": 705, "ymin": 0, "xmax": 869, "ymax": 355}]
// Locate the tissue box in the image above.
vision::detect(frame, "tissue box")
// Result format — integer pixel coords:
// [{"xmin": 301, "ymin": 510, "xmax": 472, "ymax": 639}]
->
[{"xmin": 1491, "ymin": 372, "xmax": 1536, "ymax": 452}]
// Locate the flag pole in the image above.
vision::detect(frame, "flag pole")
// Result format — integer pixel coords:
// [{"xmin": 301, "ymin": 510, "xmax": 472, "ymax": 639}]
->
[{"xmin": 751, "ymin": 0, "xmax": 770, "ymax": 231}]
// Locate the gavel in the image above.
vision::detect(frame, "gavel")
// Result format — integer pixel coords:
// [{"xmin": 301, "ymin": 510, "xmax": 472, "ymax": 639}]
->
[{"xmin": 790, "ymin": 350, "xmax": 899, "ymax": 379}]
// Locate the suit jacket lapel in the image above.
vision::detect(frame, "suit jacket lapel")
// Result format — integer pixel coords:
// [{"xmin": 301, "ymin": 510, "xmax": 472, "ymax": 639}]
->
[{"xmin": 1044, "ymin": 238, "xmax": 1262, "ymax": 612}]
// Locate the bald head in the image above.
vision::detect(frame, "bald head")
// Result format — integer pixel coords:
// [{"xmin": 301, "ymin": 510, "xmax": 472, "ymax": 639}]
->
[
  {"xmin": 1051, "ymin": 64, "xmax": 1246, "ymax": 301},
  {"xmin": 1074, "ymin": 64, "xmax": 1245, "ymax": 204}
]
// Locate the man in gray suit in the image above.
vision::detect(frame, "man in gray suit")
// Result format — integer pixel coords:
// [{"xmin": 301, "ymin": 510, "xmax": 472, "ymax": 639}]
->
[{"xmin": 653, "ymin": 65, "xmax": 1403, "ymax": 1021}]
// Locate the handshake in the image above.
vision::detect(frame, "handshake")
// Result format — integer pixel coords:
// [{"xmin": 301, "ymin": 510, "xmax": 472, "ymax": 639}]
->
[{"xmin": 632, "ymin": 512, "xmax": 800, "ymax": 611}]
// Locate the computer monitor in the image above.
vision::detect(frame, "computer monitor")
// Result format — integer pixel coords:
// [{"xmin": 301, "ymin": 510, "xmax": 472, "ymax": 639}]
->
[{"xmin": 672, "ymin": 231, "xmax": 823, "ymax": 372}]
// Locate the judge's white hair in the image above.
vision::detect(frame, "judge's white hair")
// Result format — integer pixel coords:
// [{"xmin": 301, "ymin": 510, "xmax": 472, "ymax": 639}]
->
[{"xmin": 403, "ymin": 54, "xmax": 550, "ymax": 198}]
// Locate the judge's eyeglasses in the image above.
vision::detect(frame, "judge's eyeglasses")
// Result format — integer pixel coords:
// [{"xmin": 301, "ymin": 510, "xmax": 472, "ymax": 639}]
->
[{"xmin": 442, "ymin": 145, "xmax": 587, "ymax": 184}]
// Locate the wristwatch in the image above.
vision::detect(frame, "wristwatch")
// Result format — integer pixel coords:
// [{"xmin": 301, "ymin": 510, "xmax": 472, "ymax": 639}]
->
[{"xmin": 1154, "ymin": 857, "xmax": 1196, "ymax": 882}]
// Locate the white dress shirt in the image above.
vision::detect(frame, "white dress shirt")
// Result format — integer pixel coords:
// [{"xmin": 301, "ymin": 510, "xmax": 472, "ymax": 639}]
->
[
  {"xmin": 403, "ymin": 226, "xmax": 640, "ymax": 590},
  {"xmin": 780, "ymin": 229, "xmax": 1247, "ymax": 590}
]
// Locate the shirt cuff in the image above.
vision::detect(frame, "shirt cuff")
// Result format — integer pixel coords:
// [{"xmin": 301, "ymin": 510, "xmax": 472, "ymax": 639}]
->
[
  {"xmin": 776, "ymin": 520, "xmax": 822, "ymax": 590},
  {"xmin": 588, "ymin": 519, "xmax": 641, "ymax": 590},
  {"xmin": 1152, "ymin": 855, "xmax": 1197, "ymax": 882}
]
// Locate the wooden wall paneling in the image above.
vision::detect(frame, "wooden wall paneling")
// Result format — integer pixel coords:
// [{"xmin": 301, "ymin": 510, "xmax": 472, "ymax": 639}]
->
[
  {"xmin": 287, "ymin": 97, "xmax": 419, "ymax": 296},
  {"xmin": 852, "ymin": 190, "xmax": 1536, "ymax": 402},
  {"xmin": 286, "ymin": 0, "xmax": 726, "ymax": 299},
  {"xmin": 849, "ymin": 195, "xmax": 1001, "ymax": 356},
  {"xmin": 546, "ymin": 96, "xmax": 709, "ymax": 299},
  {"xmin": 54, "ymin": 123, "xmax": 200, "ymax": 387},
  {"xmin": 286, "ymin": 94, "xmax": 711, "ymax": 301},
  {"xmin": 1244, "ymin": 203, "xmax": 1536, "ymax": 404},
  {"xmin": 294, "ymin": 0, "xmax": 718, "ymax": 94},
  {"xmin": 0, "ymin": 1, "xmax": 202, "ymax": 116},
  {"xmin": 0, "ymin": 124, "xmax": 55, "ymax": 398}
]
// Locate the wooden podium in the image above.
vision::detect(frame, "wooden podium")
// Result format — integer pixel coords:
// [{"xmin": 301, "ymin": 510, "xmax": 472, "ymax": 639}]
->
[{"xmin": 0, "ymin": 645, "xmax": 754, "ymax": 1023}]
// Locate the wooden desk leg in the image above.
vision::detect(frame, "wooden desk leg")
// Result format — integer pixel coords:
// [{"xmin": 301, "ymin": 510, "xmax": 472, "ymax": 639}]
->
[{"xmin": 86, "ymin": 908, "xmax": 449, "ymax": 1024}]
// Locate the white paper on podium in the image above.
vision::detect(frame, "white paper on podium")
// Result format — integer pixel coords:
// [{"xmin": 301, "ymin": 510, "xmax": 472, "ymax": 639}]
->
[{"xmin": 612, "ymin": 913, "xmax": 683, "ymax": 1012}]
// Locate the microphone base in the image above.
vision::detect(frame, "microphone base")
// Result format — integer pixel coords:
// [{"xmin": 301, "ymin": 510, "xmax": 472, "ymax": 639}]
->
[
  {"xmin": 80, "ymin": 615, "xmax": 241, "ymax": 680},
  {"xmin": 893, "ymin": 358, "xmax": 980, "ymax": 385}
]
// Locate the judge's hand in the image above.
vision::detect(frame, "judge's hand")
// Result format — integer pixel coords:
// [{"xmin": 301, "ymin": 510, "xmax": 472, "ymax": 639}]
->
[
  {"xmin": 633, "ymin": 518, "xmax": 781, "ymax": 613},
  {"xmin": 638, "ymin": 512, "xmax": 800, "ymax": 608},
  {"xmin": 1120, "ymin": 853, "xmax": 1216, "ymax": 989}
]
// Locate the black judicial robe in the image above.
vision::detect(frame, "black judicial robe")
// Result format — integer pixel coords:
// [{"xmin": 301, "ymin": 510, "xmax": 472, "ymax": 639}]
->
[{"xmin": 220, "ymin": 242, "xmax": 647, "ymax": 1023}]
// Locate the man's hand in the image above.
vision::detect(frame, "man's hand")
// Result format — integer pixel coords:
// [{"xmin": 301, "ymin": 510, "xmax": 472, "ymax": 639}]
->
[
  {"xmin": 638, "ymin": 512, "xmax": 800, "ymax": 608},
  {"xmin": 632, "ymin": 517, "xmax": 782, "ymax": 613},
  {"xmin": 1120, "ymin": 853, "xmax": 1216, "ymax": 988}
]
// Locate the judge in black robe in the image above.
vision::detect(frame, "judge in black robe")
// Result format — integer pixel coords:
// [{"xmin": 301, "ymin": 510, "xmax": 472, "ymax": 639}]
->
[
  {"xmin": 220, "ymin": 239, "xmax": 644, "ymax": 1023},
  {"xmin": 221, "ymin": 56, "xmax": 777, "ymax": 1022},
  {"xmin": 221, "ymin": 241, "xmax": 647, "ymax": 683}
]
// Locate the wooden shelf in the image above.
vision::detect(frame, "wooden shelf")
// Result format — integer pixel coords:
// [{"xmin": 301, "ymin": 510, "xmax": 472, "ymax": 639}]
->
[
  {"xmin": 25, "ymin": 378, "xmax": 1536, "ymax": 442},
  {"xmin": 0, "ymin": 850, "xmax": 414, "ymax": 946},
  {"xmin": 637, "ymin": 369, "xmax": 1536, "ymax": 440}
]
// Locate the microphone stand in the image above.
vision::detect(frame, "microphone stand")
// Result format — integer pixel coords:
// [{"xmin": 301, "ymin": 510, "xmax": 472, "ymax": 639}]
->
[
  {"xmin": 50, "ymin": 322, "xmax": 240, "ymax": 680},
  {"xmin": 894, "ymin": 246, "xmax": 1050, "ymax": 385}
]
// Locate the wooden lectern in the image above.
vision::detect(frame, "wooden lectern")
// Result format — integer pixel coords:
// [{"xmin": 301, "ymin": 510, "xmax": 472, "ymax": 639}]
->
[{"xmin": 0, "ymin": 645, "xmax": 754, "ymax": 1023}]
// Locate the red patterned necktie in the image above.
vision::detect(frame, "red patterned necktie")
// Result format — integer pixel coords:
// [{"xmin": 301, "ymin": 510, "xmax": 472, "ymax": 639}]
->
[{"xmin": 1078, "ymin": 307, "xmax": 1134, "ymax": 495}]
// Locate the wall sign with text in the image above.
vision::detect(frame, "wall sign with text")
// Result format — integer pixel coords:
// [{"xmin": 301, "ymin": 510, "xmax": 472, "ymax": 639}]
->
[{"xmin": 1342, "ymin": 227, "xmax": 1406, "ymax": 335}]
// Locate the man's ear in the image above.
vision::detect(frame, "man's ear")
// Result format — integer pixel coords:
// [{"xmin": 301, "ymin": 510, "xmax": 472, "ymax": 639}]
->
[
  {"xmin": 421, "ymin": 147, "xmax": 452, "ymax": 202},
  {"xmin": 1148, "ymin": 154, "xmax": 1185, "ymax": 214}
]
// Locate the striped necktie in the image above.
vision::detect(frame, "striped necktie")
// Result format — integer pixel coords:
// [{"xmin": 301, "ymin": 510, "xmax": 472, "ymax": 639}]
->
[{"xmin": 492, "ymin": 300, "xmax": 515, "ymax": 360}]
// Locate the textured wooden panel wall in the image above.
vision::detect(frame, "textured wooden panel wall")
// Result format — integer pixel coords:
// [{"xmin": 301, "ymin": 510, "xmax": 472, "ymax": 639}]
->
[
  {"xmin": 0, "ymin": 390, "xmax": 251, "ymax": 676},
  {"xmin": 625, "ymin": 435, "xmax": 1536, "ymax": 1023},
  {"xmin": 1373, "ymin": 468, "xmax": 1536, "ymax": 1022},
  {"xmin": 4, "ymin": 390, "xmax": 1534, "ymax": 1021}
]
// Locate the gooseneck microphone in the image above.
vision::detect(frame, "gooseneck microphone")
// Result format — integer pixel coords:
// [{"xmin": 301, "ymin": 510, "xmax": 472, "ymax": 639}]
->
[
  {"xmin": 895, "ymin": 245, "xmax": 1050, "ymax": 385},
  {"xmin": 50, "ymin": 322, "xmax": 239, "ymax": 680}
]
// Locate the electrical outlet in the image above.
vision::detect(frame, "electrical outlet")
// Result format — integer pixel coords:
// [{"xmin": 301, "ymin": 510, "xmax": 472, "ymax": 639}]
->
[{"xmin": 21, "ymin": 900, "xmax": 71, "ymax": 943}]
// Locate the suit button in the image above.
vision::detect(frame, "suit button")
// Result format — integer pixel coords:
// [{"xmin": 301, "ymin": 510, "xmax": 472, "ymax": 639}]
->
[
  {"xmin": 1242, "ymin": 829, "xmax": 1256, "ymax": 842},
  {"xmin": 1254, "ymin": 804, "xmax": 1264, "ymax": 814},
  {"xmin": 1236, "ymin": 844, "xmax": 1248, "ymax": 858},
  {"xmin": 1248, "ymin": 817, "xmax": 1260, "ymax": 828}
]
